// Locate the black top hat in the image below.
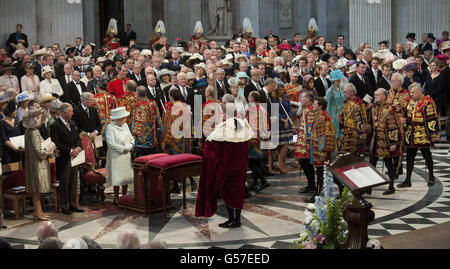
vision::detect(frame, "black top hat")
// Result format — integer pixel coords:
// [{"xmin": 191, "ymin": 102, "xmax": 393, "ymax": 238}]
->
[
  {"xmin": 406, "ymin": 33, "xmax": 416, "ymax": 40},
  {"xmin": 378, "ymin": 40, "xmax": 389, "ymax": 46},
  {"xmin": 427, "ymin": 33, "xmax": 436, "ymax": 40},
  {"xmin": 309, "ymin": 45, "xmax": 324, "ymax": 55}
]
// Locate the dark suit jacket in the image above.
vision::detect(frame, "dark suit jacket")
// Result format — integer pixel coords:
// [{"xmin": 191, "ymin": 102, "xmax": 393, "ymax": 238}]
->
[
  {"xmin": 87, "ymin": 77, "xmax": 100, "ymax": 93},
  {"xmin": 177, "ymin": 85, "xmax": 195, "ymax": 113},
  {"xmin": 145, "ymin": 85, "xmax": 166, "ymax": 115},
  {"xmin": 365, "ymin": 68, "xmax": 382, "ymax": 90},
  {"xmin": 390, "ymin": 49, "xmax": 407, "ymax": 59},
  {"xmin": 314, "ymin": 77, "xmax": 331, "ymax": 97},
  {"xmin": 244, "ymin": 80, "xmax": 263, "ymax": 100},
  {"xmin": 258, "ymin": 89, "xmax": 273, "ymax": 116},
  {"xmin": 123, "ymin": 30, "xmax": 137, "ymax": 46},
  {"xmin": 72, "ymin": 105, "xmax": 102, "ymax": 135},
  {"xmin": 349, "ymin": 74, "xmax": 374, "ymax": 99},
  {"xmin": 376, "ymin": 76, "xmax": 391, "ymax": 91},
  {"xmin": 6, "ymin": 32, "xmax": 28, "ymax": 55},
  {"xmin": 50, "ymin": 118, "xmax": 81, "ymax": 169},
  {"xmin": 54, "ymin": 63, "xmax": 64, "ymax": 78},
  {"xmin": 414, "ymin": 67, "xmax": 429, "ymax": 86},
  {"xmin": 127, "ymin": 72, "xmax": 144, "ymax": 84},
  {"xmin": 34, "ymin": 62, "xmax": 44, "ymax": 81},
  {"xmin": 216, "ymin": 80, "xmax": 229, "ymax": 99},
  {"xmin": 64, "ymin": 81, "xmax": 87, "ymax": 107},
  {"xmin": 419, "ymin": 42, "xmax": 433, "ymax": 54},
  {"xmin": 162, "ymin": 60, "xmax": 184, "ymax": 71},
  {"xmin": 57, "ymin": 75, "xmax": 71, "ymax": 95}
]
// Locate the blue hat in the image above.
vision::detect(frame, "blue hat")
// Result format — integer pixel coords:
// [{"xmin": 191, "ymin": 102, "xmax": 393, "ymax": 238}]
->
[
  {"xmin": 16, "ymin": 92, "xmax": 32, "ymax": 103},
  {"xmin": 330, "ymin": 70, "xmax": 345, "ymax": 81},
  {"xmin": 236, "ymin": 72, "xmax": 250, "ymax": 81},
  {"xmin": 403, "ymin": 62, "xmax": 418, "ymax": 72}
]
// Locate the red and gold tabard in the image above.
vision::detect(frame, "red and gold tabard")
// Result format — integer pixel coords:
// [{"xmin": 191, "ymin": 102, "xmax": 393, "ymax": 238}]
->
[
  {"xmin": 202, "ymin": 100, "xmax": 221, "ymax": 139},
  {"xmin": 404, "ymin": 95, "xmax": 440, "ymax": 148},
  {"xmin": 132, "ymin": 98, "xmax": 161, "ymax": 149},
  {"xmin": 93, "ymin": 92, "xmax": 117, "ymax": 135},
  {"xmin": 295, "ymin": 106, "xmax": 317, "ymax": 159},
  {"xmin": 370, "ymin": 102, "xmax": 403, "ymax": 158},
  {"xmin": 247, "ymin": 104, "xmax": 269, "ymax": 159},
  {"xmin": 107, "ymin": 77, "xmax": 130, "ymax": 98},
  {"xmin": 286, "ymin": 84, "xmax": 301, "ymax": 103},
  {"xmin": 117, "ymin": 91, "xmax": 137, "ymax": 126},
  {"xmin": 339, "ymin": 97, "xmax": 368, "ymax": 154},
  {"xmin": 162, "ymin": 101, "xmax": 192, "ymax": 154},
  {"xmin": 387, "ymin": 87, "xmax": 411, "ymax": 117},
  {"xmin": 311, "ymin": 110, "xmax": 337, "ymax": 167}
]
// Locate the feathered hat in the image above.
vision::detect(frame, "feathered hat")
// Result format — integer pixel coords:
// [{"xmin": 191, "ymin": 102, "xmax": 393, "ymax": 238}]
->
[
  {"xmin": 194, "ymin": 21, "xmax": 204, "ymax": 35},
  {"xmin": 308, "ymin": 18, "xmax": 318, "ymax": 33},
  {"xmin": 155, "ymin": 20, "xmax": 166, "ymax": 35},
  {"xmin": 107, "ymin": 18, "xmax": 118, "ymax": 36},
  {"xmin": 243, "ymin": 18, "xmax": 253, "ymax": 34}
]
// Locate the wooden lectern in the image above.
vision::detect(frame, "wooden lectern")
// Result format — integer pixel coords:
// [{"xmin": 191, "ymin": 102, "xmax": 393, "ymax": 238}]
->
[{"xmin": 329, "ymin": 153, "xmax": 390, "ymax": 249}]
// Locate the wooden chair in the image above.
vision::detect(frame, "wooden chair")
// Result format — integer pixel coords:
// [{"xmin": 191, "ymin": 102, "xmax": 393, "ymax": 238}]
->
[{"xmin": 79, "ymin": 133, "xmax": 106, "ymax": 202}]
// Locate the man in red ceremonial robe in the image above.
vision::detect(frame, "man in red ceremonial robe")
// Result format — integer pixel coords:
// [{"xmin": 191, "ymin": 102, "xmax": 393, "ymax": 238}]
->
[
  {"xmin": 107, "ymin": 65, "xmax": 130, "ymax": 98},
  {"xmin": 195, "ymin": 95, "xmax": 254, "ymax": 228}
]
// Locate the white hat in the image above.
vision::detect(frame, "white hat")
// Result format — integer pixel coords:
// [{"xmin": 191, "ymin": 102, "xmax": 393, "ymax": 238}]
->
[
  {"xmin": 39, "ymin": 93, "xmax": 57, "ymax": 103},
  {"xmin": 274, "ymin": 66, "xmax": 287, "ymax": 74},
  {"xmin": 243, "ymin": 18, "xmax": 253, "ymax": 34},
  {"xmin": 235, "ymin": 54, "xmax": 249, "ymax": 63},
  {"xmin": 221, "ymin": 59, "xmax": 233, "ymax": 68},
  {"xmin": 288, "ymin": 66, "xmax": 301, "ymax": 77},
  {"xmin": 410, "ymin": 42, "xmax": 419, "ymax": 52},
  {"xmin": 441, "ymin": 41, "xmax": 450, "ymax": 51},
  {"xmin": 224, "ymin": 54, "xmax": 234, "ymax": 61},
  {"xmin": 228, "ymin": 77, "xmax": 239, "ymax": 87},
  {"xmin": 22, "ymin": 108, "xmax": 48, "ymax": 129},
  {"xmin": 96, "ymin": 56, "xmax": 107, "ymax": 63},
  {"xmin": 111, "ymin": 107, "xmax": 130, "ymax": 120},
  {"xmin": 12, "ymin": 49, "xmax": 27, "ymax": 59},
  {"xmin": 195, "ymin": 62, "xmax": 207, "ymax": 71},
  {"xmin": 140, "ymin": 49, "xmax": 152, "ymax": 57},
  {"xmin": 334, "ymin": 60, "xmax": 347, "ymax": 70},
  {"xmin": 154, "ymin": 20, "xmax": 166, "ymax": 35},
  {"xmin": 186, "ymin": 72, "xmax": 196, "ymax": 81},
  {"xmin": 41, "ymin": 65, "xmax": 53, "ymax": 75},
  {"xmin": 393, "ymin": 59, "xmax": 408, "ymax": 70},
  {"xmin": 194, "ymin": 21, "xmax": 204, "ymax": 34},
  {"xmin": 16, "ymin": 91, "xmax": 32, "ymax": 103},
  {"xmin": 32, "ymin": 48, "xmax": 49, "ymax": 59},
  {"xmin": 157, "ymin": 69, "xmax": 175, "ymax": 80}
]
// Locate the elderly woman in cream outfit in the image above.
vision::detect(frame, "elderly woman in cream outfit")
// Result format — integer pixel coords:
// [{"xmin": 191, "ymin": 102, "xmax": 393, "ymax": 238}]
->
[
  {"xmin": 39, "ymin": 66, "xmax": 64, "ymax": 99},
  {"xmin": 105, "ymin": 107, "xmax": 135, "ymax": 204}
]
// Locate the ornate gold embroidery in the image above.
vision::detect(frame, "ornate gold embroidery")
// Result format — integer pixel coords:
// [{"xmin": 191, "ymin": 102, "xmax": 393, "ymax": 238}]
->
[{"xmin": 428, "ymin": 120, "xmax": 437, "ymax": 132}]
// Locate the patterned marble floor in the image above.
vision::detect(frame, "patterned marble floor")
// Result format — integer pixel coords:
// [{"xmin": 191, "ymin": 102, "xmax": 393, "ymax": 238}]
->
[{"xmin": 2, "ymin": 144, "xmax": 450, "ymax": 249}]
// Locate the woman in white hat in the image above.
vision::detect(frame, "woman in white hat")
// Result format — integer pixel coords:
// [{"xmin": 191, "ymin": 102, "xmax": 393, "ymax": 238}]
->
[
  {"xmin": 23, "ymin": 108, "xmax": 56, "ymax": 221},
  {"xmin": 157, "ymin": 69, "xmax": 175, "ymax": 90},
  {"xmin": 39, "ymin": 66, "xmax": 64, "ymax": 99},
  {"xmin": 105, "ymin": 107, "xmax": 135, "ymax": 205}
]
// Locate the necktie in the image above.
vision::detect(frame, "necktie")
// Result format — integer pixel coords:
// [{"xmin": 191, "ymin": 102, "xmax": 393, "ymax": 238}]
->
[
  {"xmin": 150, "ymin": 88, "xmax": 155, "ymax": 97},
  {"xmin": 182, "ymin": 87, "xmax": 187, "ymax": 100},
  {"xmin": 65, "ymin": 121, "xmax": 71, "ymax": 131},
  {"xmin": 85, "ymin": 108, "xmax": 89, "ymax": 118},
  {"xmin": 137, "ymin": 75, "xmax": 141, "ymax": 81}
]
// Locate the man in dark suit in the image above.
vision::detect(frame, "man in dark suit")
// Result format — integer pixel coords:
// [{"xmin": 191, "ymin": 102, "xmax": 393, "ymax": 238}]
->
[
  {"xmin": 74, "ymin": 37, "xmax": 84, "ymax": 56},
  {"xmin": 64, "ymin": 70, "xmax": 87, "ymax": 107},
  {"xmin": 144, "ymin": 75, "xmax": 165, "ymax": 115},
  {"xmin": 264, "ymin": 28, "xmax": 280, "ymax": 44},
  {"xmin": 259, "ymin": 78, "xmax": 275, "ymax": 116},
  {"xmin": 72, "ymin": 92, "xmax": 102, "ymax": 137},
  {"xmin": 390, "ymin": 43, "xmax": 407, "ymax": 59},
  {"xmin": 288, "ymin": 33, "xmax": 302, "ymax": 48},
  {"xmin": 87, "ymin": 66, "xmax": 103, "ymax": 93},
  {"xmin": 50, "ymin": 103, "xmax": 83, "ymax": 215},
  {"xmin": 127, "ymin": 63, "xmax": 144, "ymax": 84},
  {"xmin": 414, "ymin": 55, "xmax": 429, "ymax": 85},
  {"xmin": 6, "ymin": 24, "xmax": 29, "ymax": 56},
  {"xmin": 57, "ymin": 64, "xmax": 73, "ymax": 95},
  {"xmin": 314, "ymin": 63, "xmax": 331, "ymax": 97},
  {"xmin": 123, "ymin": 24, "xmax": 137, "ymax": 47},
  {"xmin": 418, "ymin": 33, "xmax": 433, "ymax": 54},
  {"xmin": 215, "ymin": 68, "xmax": 228, "ymax": 99},
  {"xmin": 244, "ymin": 68, "xmax": 263, "ymax": 100},
  {"xmin": 365, "ymin": 57, "xmax": 382, "ymax": 89},
  {"xmin": 232, "ymin": 26, "xmax": 244, "ymax": 40},
  {"xmin": 376, "ymin": 64, "xmax": 392, "ymax": 91},
  {"xmin": 349, "ymin": 61, "xmax": 374, "ymax": 99},
  {"xmin": 163, "ymin": 50, "xmax": 184, "ymax": 72},
  {"xmin": 177, "ymin": 72, "xmax": 195, "ymax": 113}
]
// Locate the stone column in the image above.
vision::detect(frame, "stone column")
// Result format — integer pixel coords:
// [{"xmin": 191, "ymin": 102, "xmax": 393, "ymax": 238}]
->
[
  {"xmin": 124, "ymin": 0, "xmax": 153, "ymax": 46},
  {"xmin": 349, "ymin": 0, "xmax": 392, "ymax": 50}
]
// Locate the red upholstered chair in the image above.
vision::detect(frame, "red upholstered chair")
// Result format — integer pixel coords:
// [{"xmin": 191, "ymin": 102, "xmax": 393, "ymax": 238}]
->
[
  {"xmin": 143, "ymin": 154, "xmax": 202, "ymax": 220},
  {"xmin": 79, "ymin": 133, "xmax": 106, "ymax": 202},
  {"xmin": 119, "ymin": 153, "xmax": 169, "ymax": 213}
]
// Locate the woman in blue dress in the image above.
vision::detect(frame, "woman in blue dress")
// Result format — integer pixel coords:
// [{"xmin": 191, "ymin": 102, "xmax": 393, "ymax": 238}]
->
[
  {"xmin": 325, "ymin": 70, "xmax": 345, "ymax": 145},
  {"xmin": 271, "ymin": 81, "xmax": 293, "ymax": 174}
]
